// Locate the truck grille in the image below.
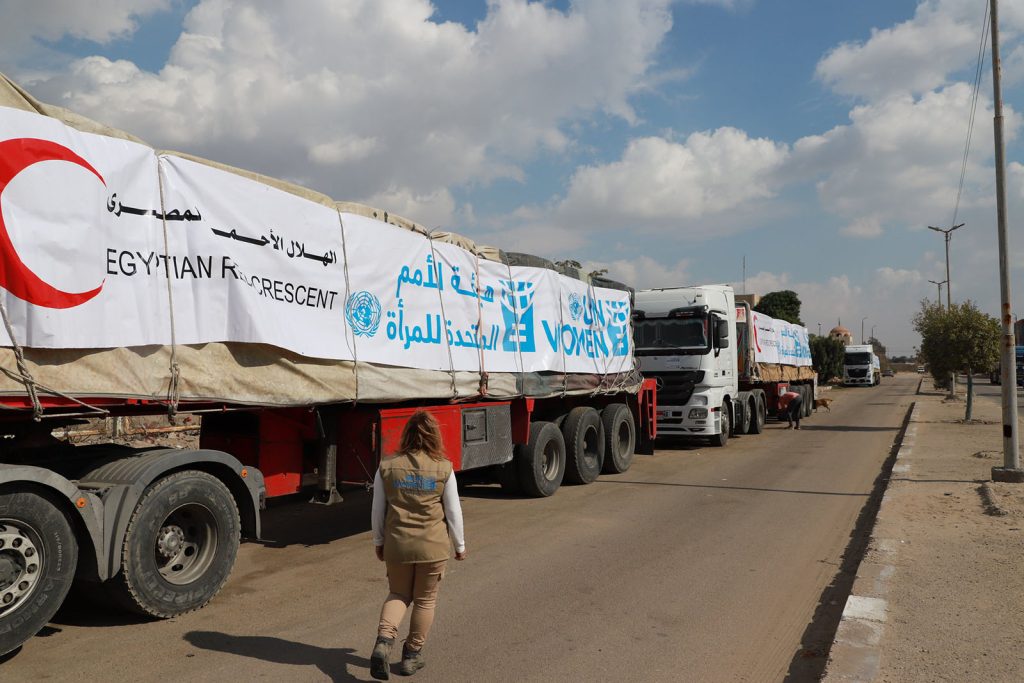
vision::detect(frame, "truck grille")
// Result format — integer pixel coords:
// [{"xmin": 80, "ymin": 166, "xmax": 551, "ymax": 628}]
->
[
  {"xmin": 847, "ymin": 368, "xmax": 868, "ymax": 378},
  {"xmin": 645, "ymin": 371, "xmax": 704, "ymax": 404}
]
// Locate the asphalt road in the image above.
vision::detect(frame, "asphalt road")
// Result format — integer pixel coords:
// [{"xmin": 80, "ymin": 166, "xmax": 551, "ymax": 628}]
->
[{"xmin": 2, "ymin": 376, "xmax": 917, "ymax": 682}]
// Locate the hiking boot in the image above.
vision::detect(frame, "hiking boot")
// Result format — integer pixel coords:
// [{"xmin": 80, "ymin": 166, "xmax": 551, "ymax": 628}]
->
[
  {"xmin": 371, "ymin": 636, "xmax": 394, "ymax": 680},
  {"xmin": 399, "ymin": 645, "xmax": 425, "ymax": 676}
]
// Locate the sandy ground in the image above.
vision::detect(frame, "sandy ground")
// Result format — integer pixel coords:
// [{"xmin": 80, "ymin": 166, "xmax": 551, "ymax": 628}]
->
[{"xmin": 869, "ymin": 381, "xmax": 1024, "ymax": 682}]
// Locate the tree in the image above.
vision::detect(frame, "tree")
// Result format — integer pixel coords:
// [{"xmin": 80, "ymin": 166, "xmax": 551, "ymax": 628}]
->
[
  {"xmin": 755, "ymin": 290, "xmax": 803, "ymax": 325},
  {"xmin": 810, "ymin": 335, "xmax": 845, "ymax": 383},
  {"xmin": 912, "ymin": 300, "xmax": 1000, "ymax": 420}
]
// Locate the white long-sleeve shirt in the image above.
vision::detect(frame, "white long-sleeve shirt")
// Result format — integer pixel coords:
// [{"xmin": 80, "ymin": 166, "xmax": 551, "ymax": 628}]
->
[{"xmin": 372, "ymin": 469, "xmax": 466, "ymax": 553}]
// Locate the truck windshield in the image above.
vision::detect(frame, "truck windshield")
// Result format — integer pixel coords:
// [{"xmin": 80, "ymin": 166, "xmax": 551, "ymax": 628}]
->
[
  {"xmin": 634, "ymin": 317, "xmax": 708, "ymax": 350},
  {"xmin": 845, "ymin": 352, "xmax": 871, "ymax": 365}
]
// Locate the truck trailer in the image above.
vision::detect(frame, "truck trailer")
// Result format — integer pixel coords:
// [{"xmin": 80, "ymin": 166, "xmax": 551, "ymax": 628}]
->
[
  {"xmin": 633, "ymin": 284, "xmax": 815, "ymax": 446},
  {"xmin": 0, "ymin": 74, "xmax": 656, "ymax": 657}
]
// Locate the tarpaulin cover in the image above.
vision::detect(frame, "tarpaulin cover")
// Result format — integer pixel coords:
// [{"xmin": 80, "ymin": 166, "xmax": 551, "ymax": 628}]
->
[{"xmin": 0, "ymin": 73, "xmax": 641, "ymax": 408}]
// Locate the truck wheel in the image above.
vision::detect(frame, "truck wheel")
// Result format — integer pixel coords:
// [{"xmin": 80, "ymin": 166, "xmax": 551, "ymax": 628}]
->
[
  {"xmin": 562, "ymin": 407, "xmax": 605, "ymax": 485},
  {"xmin": 749, "ymin": 394, "xmax": 766, "ymax": 434},
  {"xmin": 600, "ymin": 404, "xmax": 636, "ymax": 474},
  {"xmin": 0, "ymin": 491, "xmax": 78, "ymax": 657},
  {"xmin": 802, "ymin": 386, "xmax": 813, "ymax": 417},
  {"xmin": 710, "ymin": 402, "xmax": 730, "ymax": 447},
  {"xmin": 734, "ymin": 399, "xmax": 751, "ymax": 435},
  {"xmin": 517, "ymin": 422, "xmax": 566, "ymax": 497},
  {"xmin": 110, "ymin": 470, "xmax": 240, "ymax": 618}
]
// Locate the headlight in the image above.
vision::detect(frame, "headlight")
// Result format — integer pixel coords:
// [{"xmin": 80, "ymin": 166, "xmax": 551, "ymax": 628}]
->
[
  {"xmin": 688, "ymin": 408, "xmax": 708, "ymax": 419},
  {"xmin": 690, "ymin": 395, "xmax": 708, "ymax": 406}
]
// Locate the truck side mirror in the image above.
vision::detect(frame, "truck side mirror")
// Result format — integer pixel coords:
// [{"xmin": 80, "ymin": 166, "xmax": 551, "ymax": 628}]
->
[{"xmin": 716, "ymin": 318, "xmax": 730, "ymax": 348}]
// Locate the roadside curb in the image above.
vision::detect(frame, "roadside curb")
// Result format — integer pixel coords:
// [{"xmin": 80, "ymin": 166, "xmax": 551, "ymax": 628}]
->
[{"xmin": 822, "ymin": 401, "xmax": 919, "ymax": 682}]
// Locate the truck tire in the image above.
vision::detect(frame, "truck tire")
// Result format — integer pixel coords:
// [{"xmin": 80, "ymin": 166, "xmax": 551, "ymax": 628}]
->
[
  {"xmin": 0, "ymin": 490, "xmax": 78, "ymax": 657},
  {"xmin": 600, "ymin": 404, "xmax": 636, "ymax": 474},
  {"xmin": 734, "ymin": 398, "xmax": 751, "ymax": 435},
  {"xmin": 748, "ymin": 394, "xmax": 766, "ymax": 434},
  {"xmin": 802, "ymin": 386, "xmax": 813, "ymax": 418},
  {"xmin": 109, "ymin": 470, "xmax": 240, "ymax": 618},
  {"xmin": 517, "ymin": 422, "xmax": 566, "ymax": 497},
  {"xmin": 710, "ymin": 402, "xmax": 730, "ymax": 447},
  {"xmin": 562, "ymin": 407, "xmax": 605, "ymax": 485}
]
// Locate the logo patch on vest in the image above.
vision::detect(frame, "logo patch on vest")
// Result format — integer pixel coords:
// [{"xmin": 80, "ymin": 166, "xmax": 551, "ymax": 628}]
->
[{"xmin": 393, "ymin": 473, "xmax": 438, "ymax": 492}]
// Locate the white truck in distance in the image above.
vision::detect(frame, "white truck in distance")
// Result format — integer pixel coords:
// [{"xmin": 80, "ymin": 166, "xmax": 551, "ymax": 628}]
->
[
  {"xmin": 843, "ymin": 344, "xmax": 881, "ymax": 386},
  {"xmin": 633, "ymin": 284, "xmax": 816, "ymax": 447}
]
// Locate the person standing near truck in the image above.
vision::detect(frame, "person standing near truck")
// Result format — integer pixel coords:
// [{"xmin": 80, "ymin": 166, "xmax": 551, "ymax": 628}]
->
[
  {"xmin": 370, "ymin": 411, "xmax": 467, "ymax": 680},
  {"xmin": 778, "ymin": 390, "xmax": 803, "ymax": 429}
]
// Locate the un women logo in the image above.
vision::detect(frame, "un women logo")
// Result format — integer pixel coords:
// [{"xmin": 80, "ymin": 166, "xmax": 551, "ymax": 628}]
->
[
  {"xmin": 345, "ymin": 290, "xmax": 382, "ymax": 337},
  {"xmin": 567, "ymin": 292, "xmax": 584, "ymax": 321}
]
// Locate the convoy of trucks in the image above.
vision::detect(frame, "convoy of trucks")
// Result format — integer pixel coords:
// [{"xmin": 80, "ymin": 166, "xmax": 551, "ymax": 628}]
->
[
  {"xmin": 0, "ymin": 73, "xmax": 833, "ymax": 661},
  {"xmin": 843, "ymin": 344, "xmax": 881, "ymax": 386},
  {"xmin": 0, "ymin": 74, "xmax": 655, "ymax": 656},
  {"xmin": 632, "ymin": 284, "xmax": 816, "ymax": 447}
]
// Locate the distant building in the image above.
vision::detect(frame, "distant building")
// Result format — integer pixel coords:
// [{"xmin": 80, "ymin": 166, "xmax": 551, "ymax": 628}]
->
[{"xmin": 829, "ymin": 326, "xmax": 853, "ymax": 346}]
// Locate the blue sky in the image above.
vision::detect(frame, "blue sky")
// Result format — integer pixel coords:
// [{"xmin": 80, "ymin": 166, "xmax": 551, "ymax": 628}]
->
[{"xmin": 3, "ymin": 0, "xmax": 1024, "ymax": 356}]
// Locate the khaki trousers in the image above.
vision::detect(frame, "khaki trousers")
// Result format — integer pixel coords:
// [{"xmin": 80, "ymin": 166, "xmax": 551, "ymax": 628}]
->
[{"xmin": 378, "ymin": 559, "xmax": 447, "ymax": 651}]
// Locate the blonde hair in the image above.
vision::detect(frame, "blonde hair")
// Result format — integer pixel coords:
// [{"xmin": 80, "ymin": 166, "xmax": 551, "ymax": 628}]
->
[{"xmin": 400, "ymin": 410, "xmax": 445, "ymax": 461}]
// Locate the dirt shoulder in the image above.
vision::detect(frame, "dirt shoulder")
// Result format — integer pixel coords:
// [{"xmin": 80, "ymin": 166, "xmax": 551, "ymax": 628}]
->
[{"xmin": 827, "ymin": 383, "xmax": 1024, "ymax": 681}]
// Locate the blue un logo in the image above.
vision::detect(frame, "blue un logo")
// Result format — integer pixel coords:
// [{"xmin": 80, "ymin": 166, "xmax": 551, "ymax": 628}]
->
[
  {"xmin": 345, "ymin": 291, "xmax": 382, "ymax": 337},
  {"xmin": 567, "ymin": 292, "xmax": 583, "ymax": 321}
]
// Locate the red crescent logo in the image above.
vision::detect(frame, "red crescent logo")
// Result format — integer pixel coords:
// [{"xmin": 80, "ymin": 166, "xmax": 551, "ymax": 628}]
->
[
  {"xmin": 0, "ymin": 138, "xmax": 105, "ymax": 309},
  {"xmin": 752, "ymin": 313, "xmax": 762, "ymax": 353}
]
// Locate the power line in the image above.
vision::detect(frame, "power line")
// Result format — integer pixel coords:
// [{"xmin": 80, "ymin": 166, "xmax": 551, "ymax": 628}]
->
[{"xmin": 951, "ymin": 0, "xmax": 991, "ymax": 229}]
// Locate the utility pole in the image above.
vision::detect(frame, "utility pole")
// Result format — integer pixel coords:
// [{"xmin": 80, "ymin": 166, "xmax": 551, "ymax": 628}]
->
[
  {"xmin": 989, "ymin": 0, "xmax": 1023, "ymax": 482},
  {"xmin": 928, "ymin": 278, "xmax": 947, "ymax": 303},
  {"xmin": 871, "ymin": 324, "xmax": 876, "ymax": 342},
  {"xmin": 861, "ymin": 317, "xmax": 868, "ymax": 345}
]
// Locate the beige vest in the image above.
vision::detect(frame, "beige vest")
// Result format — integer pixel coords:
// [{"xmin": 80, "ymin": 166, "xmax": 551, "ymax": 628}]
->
[{"xmin": 379, "ymin": 450, "xmax": 453, "ymax": 563}]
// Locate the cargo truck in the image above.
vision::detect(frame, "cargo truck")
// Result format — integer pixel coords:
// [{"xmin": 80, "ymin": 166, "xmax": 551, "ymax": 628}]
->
[
  {"xmin": 633, "ymin": 284, "xmax": 815, "ymax": 446},
  {"xmin": 0, "ymin": 74, "xmax": 656, "ymax": 657},
  {"xmin": 843, "ymin": 344, "xmax": 881, "ymax": 386}
]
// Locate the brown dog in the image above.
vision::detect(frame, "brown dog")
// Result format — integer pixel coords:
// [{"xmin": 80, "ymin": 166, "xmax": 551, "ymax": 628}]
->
[{"xmin": 813, "ymin": 397, "xmax": 833, "ymax": 412}]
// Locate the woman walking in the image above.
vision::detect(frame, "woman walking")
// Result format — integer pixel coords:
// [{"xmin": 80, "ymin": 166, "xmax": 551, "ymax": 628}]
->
[{"xmin": 370, "ymin": 410, "xmax": 466, "ymax": 679}]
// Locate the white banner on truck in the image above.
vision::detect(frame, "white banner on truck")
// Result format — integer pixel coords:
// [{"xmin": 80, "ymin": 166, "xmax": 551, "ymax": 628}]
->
[
  {"xmin": 748, "ymin": 310, "xmax": 812, "ymax": 367},
  {"xmin": 0, "ymin": 106, "xmax": 632, "ymax": 375}
]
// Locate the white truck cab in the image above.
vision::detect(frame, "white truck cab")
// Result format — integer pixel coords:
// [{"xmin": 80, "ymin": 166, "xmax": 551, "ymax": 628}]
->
[
  {"xmin": 843, "ymin": 344, "xmax": 880, "ymax": 386},
  {"xmin": 633, "ymin": 285, "xmax": 737, "ymax": 446}
]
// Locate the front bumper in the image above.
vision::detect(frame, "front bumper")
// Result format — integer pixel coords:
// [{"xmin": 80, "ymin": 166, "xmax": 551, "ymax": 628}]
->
[{"xmin": 656, "ymin": 404, "xmax": 723, "ymax": 436}]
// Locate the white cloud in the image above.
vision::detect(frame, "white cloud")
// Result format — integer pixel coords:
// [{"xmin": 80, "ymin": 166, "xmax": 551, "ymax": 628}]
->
[
  {"xmin": 789, "ymin": 83, "xmax": 1019, "ymax": 231},
  {"xmin": 361, "ymin": 186, "xmax": 457, "ymax": 230},
  {"xmin": 841, "ymin": 216, "xmax": 883, "ymax": 238},
  {"xmin": 19, "ymin": 0, "xmax": 675, "ymax": 224},
  {"xmin": 584, "ymin": 256, "xmax": 691, "ymax": 290},
  {"xmin": 812, "ymin": 0, "xmax": 1024, "ymax": 102},
  {"xmin": 0, "ymin": 0, "xmax": 171, "ymax": 70},
  {"xmin": 875, "ymin": 267, "xmax": 923, "ymax": 287},
  {"xmin": 556, "ymin": 128, "xmax": 789, "ymax": 230}
]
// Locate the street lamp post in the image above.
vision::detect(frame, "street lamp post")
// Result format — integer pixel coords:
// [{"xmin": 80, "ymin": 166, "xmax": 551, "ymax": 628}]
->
[
  {"xmin": 861, "ymin": 317, "xmax": 868, "ymax": 345},
  {"xmin": 927, "ymin": 225, "xmax": 963, "ymax": 397},
  {"xmin": 817, "ymin": 322, "xmax": 822, "ymax": 336},
  {"xmin": 927, "ymin": 223, "xmax": 965, "ymax": 310},
  {"xmin": 928, "ymin": 279, "xmax": 947, "ymax": 304},
  {"xmin": 871, "ymin": 324, "xmax": 876, "ymax": 342}
]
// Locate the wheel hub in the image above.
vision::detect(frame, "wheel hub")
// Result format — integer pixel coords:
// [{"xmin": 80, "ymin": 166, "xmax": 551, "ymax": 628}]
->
[
  {"xmin": 0, "ymin": 522, "xmax": 42, "ymax": 614},
  {"xmin": 157, "ymin": 525, "xmax": 186, "ymax": 559}
]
